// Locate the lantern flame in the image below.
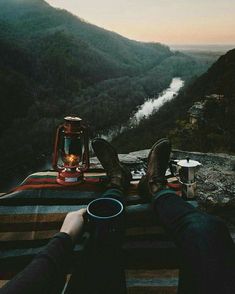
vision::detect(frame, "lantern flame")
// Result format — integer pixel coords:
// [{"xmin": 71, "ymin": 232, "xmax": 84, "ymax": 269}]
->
[{"xmin": 64, "ymin": 154, "xmax": 80, "ymax": 166}]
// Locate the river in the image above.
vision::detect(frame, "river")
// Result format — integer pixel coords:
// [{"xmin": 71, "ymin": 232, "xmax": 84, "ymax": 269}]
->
[
  {"xmin": 101, "ymin": 77, "xmax": 184, "ymax": 140},
  {"xmin": 130, "ymin": 77, "xmax": 184, "ymax": 125}
]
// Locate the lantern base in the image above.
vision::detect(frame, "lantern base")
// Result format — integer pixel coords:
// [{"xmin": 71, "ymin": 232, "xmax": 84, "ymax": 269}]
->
[{"xmin": 57, "ymin": 168, "xmax": 84, "ymax": 186}]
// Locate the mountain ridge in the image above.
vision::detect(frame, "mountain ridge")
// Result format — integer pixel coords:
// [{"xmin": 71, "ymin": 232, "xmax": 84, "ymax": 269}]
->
[{"xmin": 0, "ymin": 0, "xmax": 172, "ymax": 70}]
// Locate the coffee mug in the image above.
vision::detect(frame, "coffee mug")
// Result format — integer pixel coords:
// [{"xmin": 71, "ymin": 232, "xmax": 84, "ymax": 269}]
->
[{"xmin": 86, "ymin": 197, "xmax": 124, "ymax": 242}]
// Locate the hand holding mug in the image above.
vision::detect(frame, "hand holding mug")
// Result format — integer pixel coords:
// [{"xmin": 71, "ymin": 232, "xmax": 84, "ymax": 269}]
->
[{"xmin": 60, "ymin": 208, "xmax": 86, "ymax": 243}]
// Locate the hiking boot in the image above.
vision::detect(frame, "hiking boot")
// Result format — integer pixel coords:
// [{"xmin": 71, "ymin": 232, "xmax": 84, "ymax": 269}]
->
[
  {"xmin": 92, "ymin": 138, "xmax": 132, "ymax": 191},
  {"xmin": 138, "ymin": 138, "xmax": 171, "ymax": 198}
]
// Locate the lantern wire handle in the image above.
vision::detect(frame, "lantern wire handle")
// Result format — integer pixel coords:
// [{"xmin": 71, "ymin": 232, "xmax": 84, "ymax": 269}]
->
[
  {"xmin": 52, "ymin": 124, "xmax": 64, "ymax": 171},
  {"xmin": 82, "ymin": 123, "xmax": 90, "ymax": 170}
]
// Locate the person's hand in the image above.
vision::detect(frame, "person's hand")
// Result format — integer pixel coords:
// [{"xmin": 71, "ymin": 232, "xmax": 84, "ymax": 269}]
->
[{"xmin": 60, "ymin": 208, "xmax": 87, "ymax": 243}]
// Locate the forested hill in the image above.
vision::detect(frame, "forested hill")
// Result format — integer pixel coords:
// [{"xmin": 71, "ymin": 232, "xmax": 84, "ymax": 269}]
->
[
  {"xmin": 114, "ymin": 49, "xmax": 235, "ymax": 153},
  {"xmin": 185, "ymin": 48, "xmax": 235, "ymax": 97},
  {"xmin": 0, "ymin": 0, "xmax": 173, "ymax": 79},
  {"xmin": 0, "ymin": 0, "xmax": 213, "ymax": 189}
]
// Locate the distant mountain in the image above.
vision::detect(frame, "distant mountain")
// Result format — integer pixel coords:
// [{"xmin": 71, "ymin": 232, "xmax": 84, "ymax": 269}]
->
[
  {"xmin": 0, "ymin": 0, "xmax": 215, "ymax": 189},
  {"xmin": 0, "ymin": 0, "xmax": 173, "ymax": 78},
  {"xmin": 114, "ymin": 49, "xmax": 235, "ymax": 153}
]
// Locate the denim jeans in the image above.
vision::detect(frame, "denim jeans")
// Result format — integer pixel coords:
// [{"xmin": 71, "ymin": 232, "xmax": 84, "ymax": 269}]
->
[
  {"xmin": 102, "ymin": 188, "xmax": 125, "ymax": 203},
  {"xmin": 154, "ymin": 190, "xmax": 235, "ymax": 294}
]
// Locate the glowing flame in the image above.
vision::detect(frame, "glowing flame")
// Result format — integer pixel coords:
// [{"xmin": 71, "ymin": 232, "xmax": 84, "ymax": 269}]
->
[{"xmin": 64, "ymin": 154, "xmax": 79, "ymax": 166}]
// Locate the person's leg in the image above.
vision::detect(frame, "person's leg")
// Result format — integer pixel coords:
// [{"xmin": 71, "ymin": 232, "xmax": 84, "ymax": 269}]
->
[
  {"xmin": 66, "ymin": 139, "xmax": 130, "ymax": 294},
  {"xmin": 91, "ymin": 138, "xmax": 130, "ymax": 292},
  {"xmin": 138, "ymin": 138, "xmax": 235, "ymax": 294},
  {"xmin": 153, "ymin": 189, "xmax": 235, "ymax": 294},
  {"xmin": 83, "ymin": 234, "xmax": 127, "ymax": 294},
  {"xmin": 102, "ymin": 187, "xmax": 125, "ymax": 203}
]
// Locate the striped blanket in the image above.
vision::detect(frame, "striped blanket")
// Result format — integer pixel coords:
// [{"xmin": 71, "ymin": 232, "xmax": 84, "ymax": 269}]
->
[{"xmin": 0, "ymin": 170, "xmax": 181, "ymax": 290}]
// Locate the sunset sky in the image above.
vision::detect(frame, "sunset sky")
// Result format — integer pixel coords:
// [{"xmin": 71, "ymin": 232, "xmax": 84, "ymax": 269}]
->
[{"xmin": 46, "ymin": 0, "xmax": 235, "ymax": 45}]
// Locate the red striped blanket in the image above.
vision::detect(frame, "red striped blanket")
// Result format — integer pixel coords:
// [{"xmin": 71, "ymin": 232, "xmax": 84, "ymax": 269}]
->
[{"xmin": 0, "ymin": 170, "xmax": 181, "ymax": 288}]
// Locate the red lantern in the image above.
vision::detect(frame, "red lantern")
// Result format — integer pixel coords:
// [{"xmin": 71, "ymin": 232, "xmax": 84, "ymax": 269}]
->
[{"xmin": 52, "ymin": 116, "xmax": 90, "ymax": 185}]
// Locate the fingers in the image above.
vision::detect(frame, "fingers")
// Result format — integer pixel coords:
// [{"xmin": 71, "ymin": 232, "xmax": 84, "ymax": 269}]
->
[
  {"xmin": 78, "ymin": 208, "xmax": 87, "ymax": 216},
  {"xmin": 66, "ymin": 208, "xmax": 87, "ymax": 218}
]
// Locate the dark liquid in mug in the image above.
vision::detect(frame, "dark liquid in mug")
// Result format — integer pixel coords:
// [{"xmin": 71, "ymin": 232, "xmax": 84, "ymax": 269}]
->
[{"xmin": 89, "ymin": 199, "xmax": 122, "ymax": 218}]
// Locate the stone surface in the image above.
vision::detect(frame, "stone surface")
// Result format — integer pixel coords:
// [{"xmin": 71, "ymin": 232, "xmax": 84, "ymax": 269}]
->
[
  {"xmin": 129, "ymin": 149, "xmax": 150, "ymax": 161},
  {"xmin": 170, "ymin": 150, "xmax": 235, "ymax": 214},
  {"xmin": 90, "ymin": 153, "xmax": 143, "ymax": 167}
]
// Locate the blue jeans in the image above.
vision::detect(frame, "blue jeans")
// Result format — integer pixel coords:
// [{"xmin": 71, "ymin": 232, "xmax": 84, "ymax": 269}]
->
[
  {"xmin": 154, "ymin": 190, "xmax": 235, "ymax": 294},
  {"xmin": 67, "ymin": 188, "xmax": 235, "ymax": 294},
  {"xmin": 102, "ymin": 188, "xmax": 125, "ymax": 203}
]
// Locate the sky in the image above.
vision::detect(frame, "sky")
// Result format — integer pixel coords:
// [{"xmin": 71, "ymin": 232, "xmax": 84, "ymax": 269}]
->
[{"xmin": 46, "ymin": 0, "xmax": 235, "ymax": 45}]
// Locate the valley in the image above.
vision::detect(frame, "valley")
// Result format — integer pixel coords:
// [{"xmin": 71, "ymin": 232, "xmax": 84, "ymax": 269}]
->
[{"xmin": 0, "ymin": 0, "xmax": 231, "ymax": 190}]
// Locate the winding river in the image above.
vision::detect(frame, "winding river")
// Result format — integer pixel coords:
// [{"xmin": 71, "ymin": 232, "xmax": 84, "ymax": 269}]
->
[
  {"xmin": 101, "ymin": 77, "xmax": 184, "ymax": 140},
  {"xmin": 130, "ymin": 77, "xmax": 184, "ymax": 125}
]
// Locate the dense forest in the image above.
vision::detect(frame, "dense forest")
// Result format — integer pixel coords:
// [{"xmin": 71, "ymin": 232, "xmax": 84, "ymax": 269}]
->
[
  {"xmin": 0, "ymin": 0, "xmax": 217, "ymax": 189},
  {"xmin": 113, "ymin": 49, "xmax": 235, "ymax": 154}
]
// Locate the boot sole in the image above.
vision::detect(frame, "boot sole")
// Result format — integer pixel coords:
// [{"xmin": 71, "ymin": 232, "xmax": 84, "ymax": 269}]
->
[
  {"xmin": 92, "ymin": 138, "xmax": 132, "ymax": 182},
  {"xmin": 147, "ymin": 138, "xmax": 170, "ymax": 167},
  {"xmin": 139, "ymin": 138, "xmax": 171, "ymax": 199}
]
